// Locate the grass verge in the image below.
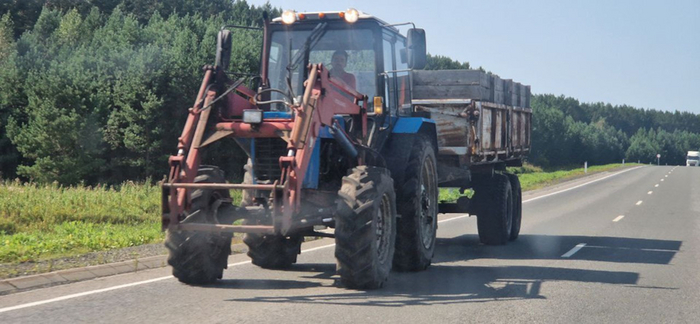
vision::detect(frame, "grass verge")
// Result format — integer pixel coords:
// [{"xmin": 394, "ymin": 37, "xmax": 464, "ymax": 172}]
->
[
  {"xmin": 439, "ymin": 163, "xmax": 639, "ymax": 202},
  {"xmin": 0, "ymin": 180, "xmax": 163, "ymax": 264},
  {"xmin": 515, "ymin": 163, "xmax": 639, "ymax": 191}
]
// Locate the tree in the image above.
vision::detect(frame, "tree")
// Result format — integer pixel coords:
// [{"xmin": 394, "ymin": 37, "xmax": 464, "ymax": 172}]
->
[
  {"xmin": 1, "ymin": 2, "xmax": 274, "ymax": 184},
  {"xmin": 425, "ymin": 54, "xmax": 471, "ymax": 70},
  {"xmin": 0, "ymin": 12, "xmax": 23, "ymax": 178}
]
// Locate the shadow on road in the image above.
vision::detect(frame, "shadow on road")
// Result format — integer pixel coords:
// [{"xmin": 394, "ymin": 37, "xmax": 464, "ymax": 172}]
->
[
  {"xmin": 217, "ymin": 234, "xmax": 680, "ymax": 306},
  {"xmin": 221, "ymin": 263, "xmax": 638, "ymax": 306},
  {"xmin": 437, "ymin": 234, "xmax": 682, "ymax": 265}
]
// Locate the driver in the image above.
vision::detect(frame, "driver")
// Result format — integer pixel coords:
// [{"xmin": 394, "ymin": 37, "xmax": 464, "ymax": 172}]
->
[{"xmin": 329, "ymin": 50, "xmax": 356, "ymax": 90}]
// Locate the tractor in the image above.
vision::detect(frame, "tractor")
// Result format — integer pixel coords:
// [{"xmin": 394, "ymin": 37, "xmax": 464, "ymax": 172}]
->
[{"xmin": 162, "ymin": 9, "xmax": 530, "ymax": 289}]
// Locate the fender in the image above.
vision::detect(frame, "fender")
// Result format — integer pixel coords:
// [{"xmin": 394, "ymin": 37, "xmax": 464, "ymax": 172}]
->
[{"xmin": 382, "ymin": 117, "xmax": 438, "ymax": 187}]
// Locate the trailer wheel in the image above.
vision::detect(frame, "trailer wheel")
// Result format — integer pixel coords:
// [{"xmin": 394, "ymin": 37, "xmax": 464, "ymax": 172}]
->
[
  {"xmin": 393, "ymin": 136, "xmax": 438, "ymax": 271},
  {"xmin": 505, "ymin": 173, "xmax": 522, "ymax": 241},
  {"xmin": 240, "ymin": 159, "xmax": 302, "ymax": 269},
  {"xmin": 472, "ymin": 173, "xmax": 513, "ymax": 245},
  {"xmin": 335, "ymin": 166, "xmax": 396, "ymax": 289},
  {"xmin": 165, "ymin": 166, "xmax": 233, "ymax": 285}
]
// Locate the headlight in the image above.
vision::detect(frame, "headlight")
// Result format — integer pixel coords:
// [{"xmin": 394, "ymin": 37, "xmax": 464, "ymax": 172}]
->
[
  {"xmin": 242, "ymin": 110, "xmax": 263, "ymax": 124},
  {"xmin": 344, "ymin": 8, "xmax": 359, "ymax": 23},
  {"xmin": 281, "ymin": 10, "xmax": 297, "ymax": 24}
]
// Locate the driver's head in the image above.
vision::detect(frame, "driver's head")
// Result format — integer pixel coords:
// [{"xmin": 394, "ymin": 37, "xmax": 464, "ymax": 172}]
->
[{"xmin": 331, "ymin": 50, "xmax": 349, "ymax": 71}]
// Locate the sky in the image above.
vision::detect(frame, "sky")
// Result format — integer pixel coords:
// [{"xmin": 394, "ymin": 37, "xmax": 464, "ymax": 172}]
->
[{"xmin": 248, "ymin": 0, "xmax": 700, "ymax": 114}]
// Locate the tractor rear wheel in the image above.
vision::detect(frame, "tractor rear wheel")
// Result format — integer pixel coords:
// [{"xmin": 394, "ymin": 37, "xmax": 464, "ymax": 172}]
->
[
  {"xmin": 165, "ymin": 166, "xmax": 233, "ymax": 285},
  {"xmin": 241, "ymin": 159, "xmax": 302, "ymax": 269},
  {"xmin": 335, "ymin": 166, "xmax": 397, "ymax": 289},
  {"xmin": 472, "ymin": 173, "xmax": 513, "ymax": 245},
  {"xmin": 393, "ymin": 136, "xmax": 438, "ymax": 272}
]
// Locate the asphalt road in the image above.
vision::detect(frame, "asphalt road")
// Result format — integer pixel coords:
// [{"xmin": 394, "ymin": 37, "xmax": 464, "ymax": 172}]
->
[{"xmin": 1, "ymin": 165, "xmax": 699, "ymax": 323}]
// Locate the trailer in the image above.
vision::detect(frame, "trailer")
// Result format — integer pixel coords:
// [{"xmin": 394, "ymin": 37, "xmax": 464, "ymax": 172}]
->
[{"xmin": 161, "ymin": 8, "xmax": 531, "ymax": 289}]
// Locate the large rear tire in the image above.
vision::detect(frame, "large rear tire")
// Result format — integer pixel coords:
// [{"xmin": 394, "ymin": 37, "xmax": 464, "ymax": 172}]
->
[
  {"xmin": 472, "ymin": 173, "xmax": 513, "ymax": 245},
  {"xmin": 241, "ymin": 159, "xmax": 302, "ymax": 269},
  {"xmin": 393, "ymin": 136, "xmax": 438, "ymax": 272},
  {"xmin": 505, "ymin": 173, "xmax": 522, "ymax": 241},
  {"xmin": 165, "ymin": 166, "xmax": 233, "ymax": 285},
  {"xmin": 335, "ymin": 166, "xmax": 397, "ymax": 289}
]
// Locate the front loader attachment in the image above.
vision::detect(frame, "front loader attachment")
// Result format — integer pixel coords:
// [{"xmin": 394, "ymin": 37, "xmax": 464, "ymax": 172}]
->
[
  {"xmin": 161, "ymin": 181, "xmax": 282, "ymax": 234},
  {"xmin": 162, "ymin": 63, "xmax": 365, "ymax": 238}
]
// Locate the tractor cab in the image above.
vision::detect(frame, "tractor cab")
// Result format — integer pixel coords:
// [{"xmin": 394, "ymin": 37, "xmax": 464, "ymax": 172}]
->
[{"xmin": 261, "ymin": 9, "xmax": 426, "ymax": 120}]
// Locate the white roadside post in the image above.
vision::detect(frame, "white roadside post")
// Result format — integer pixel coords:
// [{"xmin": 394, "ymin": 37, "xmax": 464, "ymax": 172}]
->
[{"xmin": 584, "ymin": 161, "xmax": 588, "ymax": 174}]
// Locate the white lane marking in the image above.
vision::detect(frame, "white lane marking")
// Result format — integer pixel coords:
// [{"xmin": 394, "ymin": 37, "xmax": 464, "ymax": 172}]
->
[
  {"xmin": 665, "ymin": 175, "xmax": 668, "ymax": 178},
  {"xmin": 0, "ymin": 214, "xmax": 473, "ymax": 313},
  {"xmin": 613, "ymin": 215, "xmax": 625, "ymax": 222},
  {"xmin": 0, "ymin": 277, "xmax": 171, "ymax": 314},
  {"xmin": 655, "ymin": 184, "xmax": 659, "ymax": 187},
  {"xmin": 439, "ymin": 214, "xmax": 471, "ymax": 223},
  {"xmin": 0, "ymin": 166, "xmax": 648, "ymax": 312},
  {"xmin": 648, "ymin": 191, "xmax": 653, "ymax": 195},
  {"xmin": 661, "ymin": 179, "xmax": 664, "ymax": 182},
  {"xmin": 636, "ymin": 200, "xmax": 643, "ymax": 206},
  {"xmin": 562, "ymin": 243, "xmax": 587, "ymax": 258},
  {"xmin": 523, "ymin": 166, "xmax": 643, "ymax": 203}
]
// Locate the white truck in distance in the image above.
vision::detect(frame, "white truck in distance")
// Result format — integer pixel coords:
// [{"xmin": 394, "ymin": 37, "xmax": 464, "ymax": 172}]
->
[{"xmin": 687, "ymin": 151, "xmax": 699, "ymax": 166}]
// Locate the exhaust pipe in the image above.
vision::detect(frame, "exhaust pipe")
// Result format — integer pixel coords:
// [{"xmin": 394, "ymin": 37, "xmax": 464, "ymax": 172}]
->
[{"xmin": 330, "ymin": 124, "xmax": 358, "ymax": 158}]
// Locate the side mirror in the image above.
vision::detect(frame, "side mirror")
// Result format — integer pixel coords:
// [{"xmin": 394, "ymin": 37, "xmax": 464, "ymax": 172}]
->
[
  {"xmin": 407, "ymin": 28, "xmax": 427, "ymax": 70},
  {"xmin": 215, "ymin": 29, "xmax": 232, "ymax": 70}
]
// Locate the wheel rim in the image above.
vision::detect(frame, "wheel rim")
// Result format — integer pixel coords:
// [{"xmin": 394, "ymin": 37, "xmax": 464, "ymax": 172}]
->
[
  {"xmin": 419, "ymin": 156, "xmax": 437, "ymax": 249},
  {"xmin": 376, "ymin": 192, "xmax": 393, "ymax": 264}
]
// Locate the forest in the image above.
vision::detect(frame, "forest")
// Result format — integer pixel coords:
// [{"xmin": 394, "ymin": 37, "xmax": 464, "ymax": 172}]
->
[{"xmin": 1, "ymin": 0, "xmax": 699, "ymax": 185}]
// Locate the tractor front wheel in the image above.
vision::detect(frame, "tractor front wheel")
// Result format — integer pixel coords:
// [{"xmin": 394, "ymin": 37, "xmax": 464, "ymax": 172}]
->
[
  {"xmin": 165, "ymin": 166, "xmax": 233, "ymax": 285},
  {"xmin": 335, "ymin": 166, "xmax": 397, "ymax": 289},
  {"xmin": 240, "ymin": 159, "xmax": 303, "ymax": 269}
]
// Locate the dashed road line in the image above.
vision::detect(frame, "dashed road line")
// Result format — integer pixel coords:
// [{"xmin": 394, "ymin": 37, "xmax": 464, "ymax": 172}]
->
[
  {"xmin": 562, "ymin": 243, "xmax": 587, "ymax": 258},
  {"xmin": 648, "ymin": 191, "xmax": 653, "ymax": 195},
  {"xmin": 613, "ymin": 215, "xmax": 625, "ymax": 222},
  {"xmin": 655, "ymin": 184, "xmax": 659, "ymax": 187},
  {"xmin": 636, "ymin": 200, "xmax": 643, "ymax": 206}
]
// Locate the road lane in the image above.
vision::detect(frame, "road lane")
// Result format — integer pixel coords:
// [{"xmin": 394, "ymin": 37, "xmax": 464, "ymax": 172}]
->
[{"xmin": 1, "ymin": 165, "xmax": 699, "ymax": 323}]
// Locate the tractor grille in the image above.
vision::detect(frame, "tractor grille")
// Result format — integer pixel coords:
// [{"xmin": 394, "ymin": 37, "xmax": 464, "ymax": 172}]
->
[{"xmin": 254, "ymin": 138, "xmax": 287, "ymax": 182}]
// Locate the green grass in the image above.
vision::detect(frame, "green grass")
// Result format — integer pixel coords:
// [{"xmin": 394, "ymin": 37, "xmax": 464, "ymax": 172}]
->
[
  {"xmin": 515, "ymin": 163, "xmax": 639, "ymax": 191},
  {"xmin": 0, "ymin": 180, "xmax": 164, "ymax": 263},
  {"xmin": 0, "ymin": 180, "xmax": 246, "ymax": 263},
  {"xmin": 0, "ymin": 162, "xmax": 636, "ymax": 264}
]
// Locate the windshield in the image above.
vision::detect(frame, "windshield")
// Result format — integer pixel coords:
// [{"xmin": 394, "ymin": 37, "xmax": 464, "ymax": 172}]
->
[
  {"xmin": 267, "ymin": 27, "xmax": 376, "ymax": 111},
  {"xmin": 688, "ymin": 156, "xmax": 699, "ymax": 161}
]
